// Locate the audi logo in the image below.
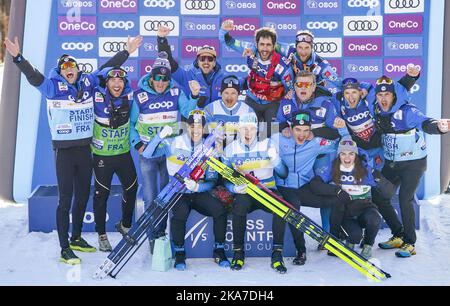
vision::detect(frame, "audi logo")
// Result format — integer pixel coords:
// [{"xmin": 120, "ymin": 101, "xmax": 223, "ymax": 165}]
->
[
  {"xmin": 388, "ymin": 0, "xmax": 420, "ymax": 9},
  {"xmin": 314, "ymin": 42, "xmax": 338, "ymax": 53},
  {"xmin": 144, "ymin": 20, "xmax": 175, "ymax": 31},
  {"xmin": 185, "ymin": 0, "xmax": 216, "ymax": 10},
  {"xmin": 347, "ymin": 20, "xmax": 379, "ymax": 32},
  {"xmin": 103, "ymin": 41, "xmax": 127, "ymax": 52},
  {"xmin": 78, "ymin": 63, "xmax": 94, "ymax": 73}
]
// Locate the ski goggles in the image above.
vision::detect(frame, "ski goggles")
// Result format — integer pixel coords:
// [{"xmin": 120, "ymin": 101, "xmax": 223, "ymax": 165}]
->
[
  {"xmin": 376, "ymin": 76, "xmax": 394, "ymax": 86},
  {"xmin": 187, "ymin": 110, "xmax": 206, "ymax": 125},
  {"xmin": 198, "ymin": 55, "xmax": 216, "ymax": 63},
  {"xmin": 60, "ymin": 61, "xmax": 77, "ymax": 70},
  {"xmin": 295, "ymin": 113, "xmax": 310, "ymax": 122},
  {"xmin": 153, "ymin": 74, "xmax": 170, "ymax": 82},
  {"xmin": 107, "ymin": 69, "xmax": 127, "ymax": 79},
  {"xmin": 223, "ymin": 76, "xmax": 240, "ymax": 86},
  {"xmin": 342, "ymin": 78, "xmax": 360, "ymax": 90},
  {"xmin": 295, "ymin": 81, "xmax": 314, "ymax": 89},
  {"xmin": 296, "ymin": 34, "xmax": 314, "ymax": 44},
  {"xmin": 340, "ymin": 139, "xmax": 357, "ymax": 147}
]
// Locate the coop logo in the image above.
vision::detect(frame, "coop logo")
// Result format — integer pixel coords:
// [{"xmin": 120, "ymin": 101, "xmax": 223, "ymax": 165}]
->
[
  {"xmin": 181, "ymin": 0, "xmax": 220, "ymax": 15},
  {"xmin": 347, "ymin": 111, "xmax": 371, "ymax": 123},
  {"xmin": 99, "ymin": 0, "xmax": 138, "ymax": 13},
  {"xmin": 103, "ymin": 20, "xmax": 135, "ymax": 31},
  {"xmin": 384, "ymin": 15, "xmax": 422, "ymax": 34},
  {"xmin": 143, "ymin": 0, "xmax": 176, "ymax": 9},
  {"xmin": 307, "ymin": 21, "xmax": 338, "ymax": 31},
  {"xmin": 385, "ymin": 0, "xmax": 424, "ymax": 14},
  {"xmin": 314, "ymin": 38, "xmax": 342, "ymax": 58},
  {"xmin": 344, "ymin": 38, "xmax": 382, "ymax": 57},
  {"xmin": 410, "ymin": 84, "xmax": 420, "ymax": 94},
  {"xmin": 140, "ymin": 16, "xmax": 180, "ymax": 36},
  {"xmin": 263, "ymin": 0, "xmax": 301, "ymax": 15},
  {"xmin": 225, "ymin": 64, "xmax": 249, "ymax": 73},
  {"xmin": 385, "ymin": 37, "xmax": 422, "ymax": 56},
  {"xmin": 58, "ymin": 17, "xmax": 97, "ymax": 36},
  {"xmin": 344, "ymin": 16, "xmax": 383, "ymax": 36},
  {"xmin": 62, "ymin": 42, "xmax": 94, "ymax": 52},
  {"xmin": 99, "ymin": 37, "xmax": 139, "ymax": 57},
  {"xmin": 185, "ymin": 217, "xmax": 209, "ymax": 248},
  {"xmin": 348, "ymin": 0, "xmax": 380, "ymax": 8},
  {"xmin": 149, "ymin": 101, "xmax": 175, "ymax": 110}
]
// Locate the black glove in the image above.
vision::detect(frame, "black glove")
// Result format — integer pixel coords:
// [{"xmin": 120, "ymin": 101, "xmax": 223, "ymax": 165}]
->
[{"xmin": 336, "ymin": 189, "xmax": 352, "ymax": 204}]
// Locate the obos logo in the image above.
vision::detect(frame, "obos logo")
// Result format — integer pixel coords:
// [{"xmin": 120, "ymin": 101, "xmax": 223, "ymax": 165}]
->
[
  {"xmin": 385, "ymin": 0, "xmax": 424, "ymax": 14},
  {"xmin": 182, "ymin": 18, "xmax": 219, "ymax": 37},
  {"xmin": 313, "ymin": 38, "xmax": 342, "ymax": 58},
  {"xmin": 265, "ymin": 20, "xmax": 298, "ymax": 33},
  {"xmin": 62, "ymin": 42, "xmax": 94, "ymax": 52},
  {"xmin": 347, "ymin": 0, "xmax": 380, "ymax": 8},
  {"xmin": 223, "ymin": 0, "xmax": 259, "ymax": 14},
  {"xmin": 99, "ymin": 0, "xmax": 138, "ymax": 13},
  {"xmin": 307, "ymin": 21, "xmax": 338, "ymax": 31},
  {"xmin": 343, "ymin": 16, "xmax": 383, "ymax": 36},
  {"xmin": 345, "ymin": 59, "xmax": 382, "ymax": 78},
  {"xmin": 99, "ymin": 37, "xmax": 139, "ymax": 57},
  {"xmin": 181, "ymin": 0, "xmax": 220, "ymax": 15},
  {"xmin": 347, "ymin": 63, "xmax": 379, "ymax": 73},
  {"xmin": 385, "ymin": 37, "xmax": 422, "ymax": 56},
  {"xmin": 143, "ymin": 0, "xmax": 176, "ymax": 9},
  {"xmin": 58, "ymin": 0, "xmax": 96, "ymax": 14},
  {"xmin": 140, "ymin": 16, "xmax": 180, "ymax": 36},
  {"xmin": 58, "ymin": 16, "xmax": 97, "ymax": 35},
  {"xmin": 306, "ymin": 0, "xmax": 340, "ymax": 9},
  {"xmin": 102, "ymin": 20, "xmax": 135, "ymax": 31}
]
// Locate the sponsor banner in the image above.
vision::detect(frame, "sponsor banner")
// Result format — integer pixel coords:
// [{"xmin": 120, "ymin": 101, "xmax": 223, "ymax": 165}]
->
[
  {"xmin": 98, "ymin": 16, "xmax": 138, "ymax": 35},
  {"xmin": 220, "ymin": 17, "xmax": 260, "ymax": 37},
  {"xmin": 385, "ymin": 36, "xmax": 423, "ymax": 57},
  {"xmin": 182, "ymin": 38, "xmax": 220, "ymax": 58},
  {"xmin": 59, "ymin": 39, "xmax": 97, "ymax": 56},
  {"xmin": 140, "ymin": 37, "xmax": 179, "ymax": 58},
  {"xmin": 222, "ymin": 0, "xmax": 260, "ymax": 15},
  {"xmin": 221, "ymin": 38, "xmax": 254, "ymax": 58},
  {"xmin": 139, "ymin": 0, "xmax": 180, "ymax": 14},
  {"xmin": 98, "ymin": 37, "xmax": 139, "ymax": 57},
  {"xmin": 384, "ymin": 58, "xmax": 423, "ymax": 78},
  {"xmin": 343, "ymin": 15, "xmax": 383, "ymax": 36},
  {"xmin": 302, "ymin": 16, "xmax": 342, "ymax": 36},
  {"xmin": 57, "ymin": 0, "xmax": 97, "ymax": 15},
  {"xmin": 140, "ymin": 16, "xmax": 180, "ymax": 37},
  {"xmin": 327, "ymin": 59, "xmax": 342, "ymax": 76},
  {"xmin": 58, "ymin": 16, "xmax": 97, "ymax": 36},
  {"xmin": 344, "ymin": 58, "xmax": 383, "ymax": 79},
  {"xmin": 182, "ymin": 17, "xmax": 220, "ymax": 37},
  {"xmin": 384, "ymin": 14, "xmax": 423, "ymax": 34},
  {"xmin": 345, "ymin": 0, "xmax": 381, "ymax": 11},
  {"xmin": 76, "ymin": 58, "xmax": 98, "ymax": 74},
  {"xmin": 99, "ymin": 0, "xmax": 138, "ymax": 13},
  {"xmin": 314, "ymin": 37, "xmax": 342, "ymax": 58},
  {"xmin": 384, "ymin": 0, "xmax": 425, "ymax": 14},
  {"xmin": 303, "ymin": 0, "xmax": 342, "ymax": 15},
  {"xmin": 221, "ymin": 58, "xmax": 251, "ymax": 79},
  {"xmin": 262, "ymin": 0, "xmax": 301, "ymax": 15},
  {"xmin": 344, "ymin": 37, "xmax": 383, "ymax": 57},
  {"xmin": 99, "ymin": 58, "xmax": 139, "ymax": 79},
  {"xmin": 140, "ymin": 59, "xmax": 156, "ymax": 76},
  {"xmin": 180, "ymin": 0, "xmax": 221, "ymax": 15},
  {"xmin": 263, "ymin": 17, "xmax": 301, "ymax": 37}
]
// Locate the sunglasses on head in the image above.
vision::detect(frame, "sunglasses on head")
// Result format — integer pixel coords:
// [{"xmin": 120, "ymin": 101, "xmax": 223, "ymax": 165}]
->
[
  {"xmin": 198, "ymin": 55, "xmax": 215, "ymax": 63},
  {"xmin": 340, "ymin": 140, "xmax": 357, "ymax": 146},
  {"xmin": 60, "ymin": 61, "xmax": 77, "ymax": 70},
  {"xmin": 343, "ymin": 78, "xmax": 359, "ymax": 86},
  {"xmin": 153, "ymin": 75, "xmax": 170, "ymax": 82},
  {"xmin": 107, "ymin": 69, "xmax": 127, "ymax": 79},
  {"xmin": 296, "ymin": 34, "xmax": 314, "ymax": 44},
  {"xmin": 295, "ymin": 81, "xmax": 313, "ymax": 89},
  {"xmin": 223, "ymin": 77, "xmax": 239, "ymax": 86},
  {"xmin": 376, "ymin": 76, "xmax": 394, "ymax": 85}
]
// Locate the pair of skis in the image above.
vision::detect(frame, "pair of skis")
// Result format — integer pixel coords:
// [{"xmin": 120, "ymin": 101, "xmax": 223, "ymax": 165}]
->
[
  {"xmin": 92, "ymin": 122, "xmax": 224, "ymax": 279},
  {"xmin": 206, "ymin": 157, "xmax": 391, "ymax": 282}
]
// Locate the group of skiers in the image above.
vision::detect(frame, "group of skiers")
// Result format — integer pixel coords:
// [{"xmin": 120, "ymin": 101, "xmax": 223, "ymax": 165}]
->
[{"xmin": 4, "ymin": 19, "xmax": 449, "ymax": 274}]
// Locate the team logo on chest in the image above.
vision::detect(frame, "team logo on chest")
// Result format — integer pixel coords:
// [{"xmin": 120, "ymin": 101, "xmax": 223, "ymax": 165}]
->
[
  {"xmin": 95, "ymin": 92, "xmax": 104, "ymax": 103},
  {"xmin": 58, "ymin": 82, "xmax": 68, "ymax": 91},
  {"xmin": 138, "ymin": 92, "xmax": 149, "ymax": 104}
]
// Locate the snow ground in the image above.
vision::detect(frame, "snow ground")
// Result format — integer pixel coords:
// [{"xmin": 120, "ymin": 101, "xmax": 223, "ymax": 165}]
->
[{"xmin": 1, "ymin": 195, "xmax": 449, "ymax": 286}]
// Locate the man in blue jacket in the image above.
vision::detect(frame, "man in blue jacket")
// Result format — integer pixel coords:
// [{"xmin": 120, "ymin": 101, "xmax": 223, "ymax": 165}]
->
[
  {"xmin": 372, "ymin": 76, "xmax": 449, "ymax": 258},
  {"xmin": 4, "ymin": 35, "xmax": 142, "ymax": 265}
]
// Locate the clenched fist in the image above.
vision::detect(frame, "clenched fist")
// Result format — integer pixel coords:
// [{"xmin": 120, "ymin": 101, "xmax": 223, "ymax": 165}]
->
[
  {"xmin": 221, "ymin": 20, "xmax": 234, "ymax": 32},
  {"xmin": 189, "ymin": 80, "xmax": 201, "ymax": 97}
]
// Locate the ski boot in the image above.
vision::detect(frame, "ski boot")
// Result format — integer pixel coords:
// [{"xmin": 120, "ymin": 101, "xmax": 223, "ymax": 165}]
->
[
  {"xmin": 115, "ymin": 221, "xmax": 131, "ymax": 236},
  {"xmin": 213, "ymin": 243, "xmax": 230, "ymax": 268},
  {"xmin": 231, "ymin": 249, "xmax": 245, "ymax": 271},
  {"xmin": 361, "ymin": 244, "xmax": 373, "ymax": 260},
  {"xmin": 98, "ymin": 234, "xmax": 112, "ymax": 252},
  {"xmin": 378, "ymin": 236, "xmax": 404, "ymax": 249},
  {"xmin": 395, "ymin": 243, "xmax": 416, "ymax": 258},
  {"xmin": 292, "ymin": 251, "xmax": 307, "ymax": 266},
  {"xmin": 174, "ymin": 246, "xmax": 187, "ymax": 271},
  {"xmin": 69, "ymin": 237, "xmax": 96, "ymax": 253},
  {"xmin": 271, "ymin": 247, "xmax": 287, "ymax": 274},
  {"xmin": 60, "ymin": 248, "xmax": 81, "ymax": 265}
]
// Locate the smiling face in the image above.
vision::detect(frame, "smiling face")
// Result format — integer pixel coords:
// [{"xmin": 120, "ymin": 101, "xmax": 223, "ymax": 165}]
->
[
  {"xmin": 188, "ymin": 123, "xmax": 204, "ymax": 144},
  {"xmin": 150, "ymin": 75, "xmax": 170, "ymax": 94},
  {"xmin": 222, "ymin": 88, "xmax": 239, "ymax": 108},
  {"xmin": 106, "ymin": 77, "xmax": 125, "ymax": 98},
  {"xmin": 291, "ymin": 125, "xmax": 311, "ymax": 145},
  {"xmin": 60, "ymin": 65, "xmax": 79, "ymax": 85},
  {"xmin": 257, "ymin": 37, "xmax": 274, "ymax": 61},
  {"xmin": 339, "ymin": 151, "xmax": 356, "ymax": 168},
  {"xmin": 344, "ymin": 88, "xmax": 361, "ymax": 109},
  {"xmin": 239, "ymin": 124, "xmax": 258, "ymax": 146},
  {"xmin": 295, "ymin": 75, "xmax": 316, "ymax": 102},
  {"xmin": 376, "ymin": 92, "xmax": 395, "ymax": 112},
  {"xmin": 296, "ymin": 42, "xmax": 313, "ymax": 63},
  {"xmin": 198, "ymin": 55, "xmax": 216, "ymax": 75}
]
